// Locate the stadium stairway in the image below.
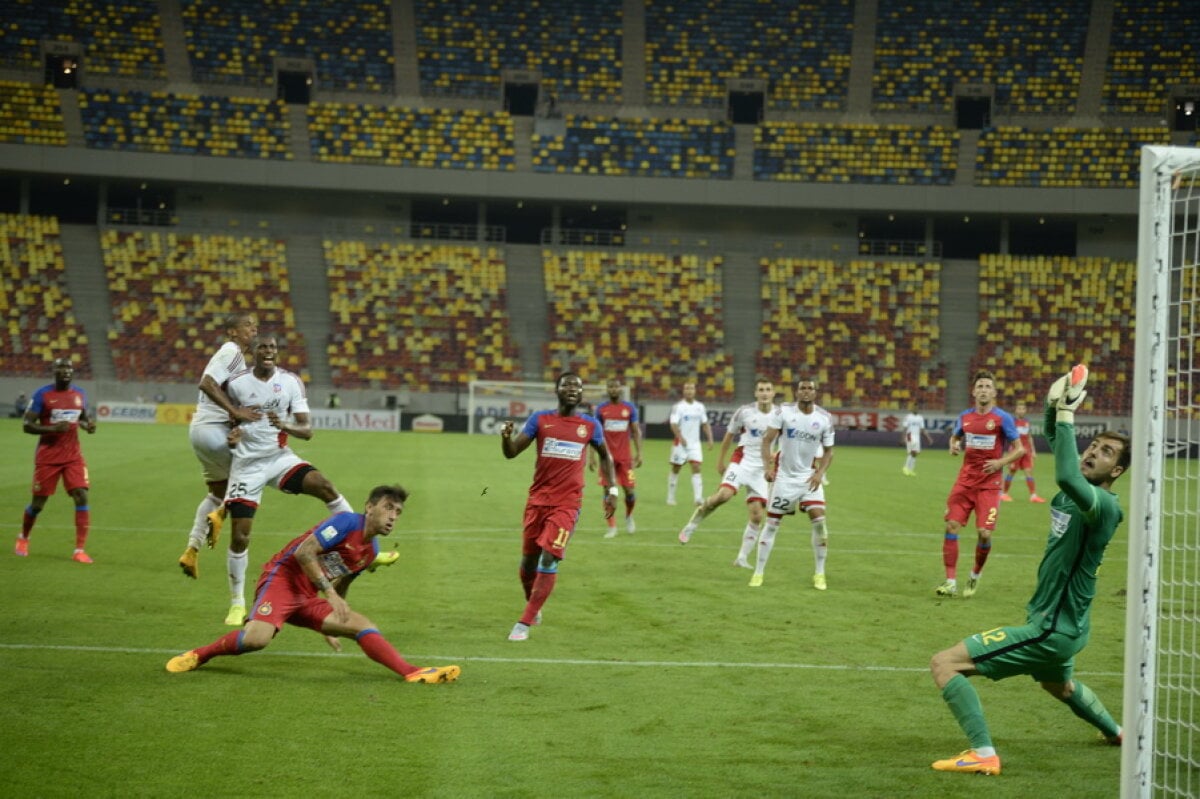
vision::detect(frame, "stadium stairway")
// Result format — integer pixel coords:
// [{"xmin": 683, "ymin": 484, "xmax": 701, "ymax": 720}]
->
[
  {"xmin": 723, "ymin": 251, "xmax": 762, "ymax": 398},
  {"xmin": 503, "ymin": 244, "xmax": 550, "ymax": 380},
  {"xmin": 286, "ymin": 104, "xmax": 311, "ymax": 162},
  {"xmin": 732, "ymin": 125, "xmax": 755, "ymax": 179},
  {"xmin": 621, "ymin": 0, "xmax": 646, "ymax": 106},
  {"xmin": 57, "ymin": 88, "xmax": 85, "ymax": 147},
  {"xmin": 956, "ymin": 129, "xmax": 978, "ymax": 186},
  {"xmin": 512, "ymin": 116, "xmax": 533, "ymax": 172},
  {"xmin": 157, "ymin": 0, "xmax": 194, "ymax": 86},
  {"xmin": 283, "ymin": 234, "xmax": 333, "ymax": 386},
  {"xmin": 1076, "ymin": 0, "xmax": 1115, "ymax": 119},
  {"xmin": 392, "ymin": 0, "xmax": 421, "ymax": 98},
  {"xmin": 938, "ymin": 258, "xmax": 981, "ymax": 408},
  {"xmin": 846, "ymin": 0, "xmax": 879, "ymax": 116},
  {"xmin": 59, "ymin": 225, "xmax": 116, "ymax": 380}
]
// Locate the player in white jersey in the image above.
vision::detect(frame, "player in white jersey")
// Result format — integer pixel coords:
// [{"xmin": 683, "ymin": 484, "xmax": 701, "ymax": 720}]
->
[
  {"xmin": 901, "ymin": 410, "xmax": 934, "ymax": 476},
  {"xmin": 678, "ymin": 379, "xmax": 778, "ymax": 568},
  {"xmin": 178, "ymin": 312, "xmax": 261, "ymax": 580},
  {"xmin": 218, "ymin": 334, "xmax": 354, "ymax": 626},
  {"xmin": 667, "ymin": 380, "xmax": 713, "ymax": 505},
  {"xmin": 756, "ymin": 377, "xmax": 835, "ymax": 589}
]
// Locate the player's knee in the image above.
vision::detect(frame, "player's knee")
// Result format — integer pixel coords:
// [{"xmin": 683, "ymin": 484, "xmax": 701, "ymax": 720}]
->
[
  {"xmin": 537, "ymin": 551, "xmax": 561, "ymax": 572},
  {"xmin": 1041, "ymin": 680, "xmax": 1073, "ymax": 700},
  {"xmin": 239, "ymin": 625, "xmax": 273, "ymax": 651}
]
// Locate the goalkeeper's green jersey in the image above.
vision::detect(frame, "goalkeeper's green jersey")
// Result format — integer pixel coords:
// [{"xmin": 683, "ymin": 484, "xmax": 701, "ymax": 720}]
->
[{"xmin": 1025, "ymin": 406, "xmax": 1124, "ymax": 638}]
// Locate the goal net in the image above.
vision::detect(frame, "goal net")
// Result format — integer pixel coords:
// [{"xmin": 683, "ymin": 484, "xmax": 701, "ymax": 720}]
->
[
  {"xmin": 1123, "ymin": 146, "xmax": 1200, "ymax": 798},
  {"xmin": 467, "ymin": 379, "xmax": 631, "ymax": 435}
]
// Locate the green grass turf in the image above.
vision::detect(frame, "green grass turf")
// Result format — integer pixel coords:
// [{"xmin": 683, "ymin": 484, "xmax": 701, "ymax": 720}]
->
[{"xmin": 0, "ymin": 420, "xmax": 1128, "ymax": 797}]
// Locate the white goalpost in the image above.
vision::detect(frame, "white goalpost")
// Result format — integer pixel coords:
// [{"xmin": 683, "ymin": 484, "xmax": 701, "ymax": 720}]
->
[
  {"xmin": 1123, "ymin": 146, "xmax": 1200, "ymax": 798},
  {"xmin": 466, "ymin": 379, "xmax": 631, "ymax": 434}
]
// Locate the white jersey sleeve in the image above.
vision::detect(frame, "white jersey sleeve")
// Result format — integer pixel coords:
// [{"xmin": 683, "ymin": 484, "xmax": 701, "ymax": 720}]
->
[{"xmin": 191, "ymin": 341, "xmax": 248, "ymax": 426}]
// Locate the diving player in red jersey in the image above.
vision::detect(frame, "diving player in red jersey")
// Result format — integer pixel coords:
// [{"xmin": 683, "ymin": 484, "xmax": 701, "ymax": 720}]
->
[
  {"xmin": 500, "ymin": 373, "xmax": 617, "ymax": 641},
  {"xmin": 16, "ymin": 357, "xmax": 97, "ymax": 562},
  {"xmin": 166, "ymin": 485, "xmax": 460, "ymax": 684},
  {"xmin": 590, "ymin": 377, "xmax": 643, "ymax": 537},
  {"xmin": 936, "ymin": 370, "xmax": 1024, "ymax": 599}
]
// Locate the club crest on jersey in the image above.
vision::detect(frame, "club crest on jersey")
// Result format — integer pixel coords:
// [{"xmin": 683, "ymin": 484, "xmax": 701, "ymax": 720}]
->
[
  {"xmin": 273, "ymin": 383, "xmax": 282, "ymax": 393},
  {"xmin": 256, "ymin": 602, "xmax": 273, "ymax": 616},
  {"xmin": 986, "ymin": 419, "xmax": 996, "ymax": 430},
  {"xmin": 576, "ymin": 424, "xmax": 588, "ymax": 438}
]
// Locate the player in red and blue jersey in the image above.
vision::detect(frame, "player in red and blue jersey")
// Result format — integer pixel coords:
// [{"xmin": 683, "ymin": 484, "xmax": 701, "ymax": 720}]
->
[
  {"xmin": 500, "ymin": 372, "xmax": 617, "ymax": 641},
  {"xmin": 166, "ymin": 484, "xmax": 460, "ymax": 684},
  {"xmin": 16, "ymin": 357, "xmax": 97, "ymax": 563},
  {"xmin": 590, "ymin": 376, "xmax": 643, "ymax": 537},
  {"xmin": 936, "ymin": 370, "xmax": 1025, "ymax": 599}
]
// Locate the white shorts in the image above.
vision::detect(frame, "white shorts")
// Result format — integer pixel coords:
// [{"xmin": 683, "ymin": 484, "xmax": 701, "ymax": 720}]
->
[
  {"xmin": 906, "ymin": 433, "xmax": 923, "ymax": 454},
  {"xmin": 719, "ymin": 461, "xmax": 769, "ymax": 502},
  {"xmin": 225, "ymin": 449, "xmax": 310, "ymax": 509},
  {"xmin": 190, "ymin": 422, "xmax": 233, "ymax": 483},
  {"xmin": 670, "ymin": 440, "xmax": 703, "ymax": 466},
  {"xmin": 766, "ymin": 472, "xmax": 826, "ymax": 516}
]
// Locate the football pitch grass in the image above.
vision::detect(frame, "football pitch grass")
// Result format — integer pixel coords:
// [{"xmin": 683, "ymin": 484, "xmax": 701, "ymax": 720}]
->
[{"xmin": 1, "ymin": 421, "xmax": 1127, "ymax": 797}]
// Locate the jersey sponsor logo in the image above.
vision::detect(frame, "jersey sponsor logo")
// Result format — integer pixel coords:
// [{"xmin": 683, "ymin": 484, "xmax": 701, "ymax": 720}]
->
[
  {"xmin": 541, "ymin": 437, "xmax": 586, "ymax": 460},
  {"xmin": 319, "ymin": 551, "xmax": 352, "ymax": 578},
  {"xmin": 49, "ymin": 408, "xmax": 82, "ymax": 424},
  {"xmin": 256, "ymin": 601, "xmax": 273, "ymax": 616},
  {"xmin": 316, "ymin": 524, "xmax": 339, "ymax": 545},
  {"xmin": 964, "ymin": 432, "xmax": 997, "ymax": 449},
  {"xmin": 785, "ymin": 427, "xmax": 822, "ymax": 442},
  {"xmin": 1049, "ymin": 507, "xmax": 1071, "ymax": 539},
  {"xmin": 603, "ymin": 418, "xmax": 629, "ymax": 432}
]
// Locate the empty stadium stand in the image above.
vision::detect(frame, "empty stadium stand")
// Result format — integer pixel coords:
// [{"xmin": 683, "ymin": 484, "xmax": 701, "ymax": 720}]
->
[
  {"xmin": 0, "ymin": 0, "xmax": 165, "ymax": 78},
  {"xmin": 0, "ymin": 213, "xmax": 92, "ymax": 377},
  {"xmin": 534, "ymin": 115, "xmax": 734, "ymax": 178},
  {"xmin": 975, "ymin": 126, "xmax": 1170, "ymax": 188},
  {"xmin": 324, "ymin": 241, "xmax": 520, "ymax": 391},
  {"xmin": 757, "ymin": 258, "xmax": 945, "ymax": 409},
  {"xmin": 0, "ymin": 81, "xmax": 66, "ymax": 146},
  {"xmin": 102, "ymin": 229, "xmax": 307, "ymax": 382},
  {"xmin": 755, "ymin": 123, "xmax": 957, "ymax": 184},
  {"xmin": 542, "ymin": 250, "xmax": 734, "ymax": 402},
  {"xmin": 970, "ymin": 254, "xmax": 1134, "ymax": 415}
]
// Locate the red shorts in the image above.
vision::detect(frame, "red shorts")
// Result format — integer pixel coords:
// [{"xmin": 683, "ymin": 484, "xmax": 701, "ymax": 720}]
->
[
  {"xmin": 249, "ymin": 570, "xmax": 332, "ymax": 632},
  {"xmin": 522, "ymin": 504, "xmax": 581, "ymax": 559},
  {"xmin": 598, "ymin": 459, "xmax": 636, "ymax": 490},
  {"xmin": 32, "ymin": 460, "xmax": 89, "ymax": 496},
  {"xmin": 945, "ymin": 484, "xmax": 1001, "ymax": 530},
  {"xmin": 1009, "ymin": 451, "xmax": 1034, "ymax": 472}
]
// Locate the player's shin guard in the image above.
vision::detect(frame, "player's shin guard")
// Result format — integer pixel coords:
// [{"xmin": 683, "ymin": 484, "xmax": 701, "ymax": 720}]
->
[
  {"xmin": 1063, "ymin": 680, "xmax": 1122, "ymax": 739},
  {"xmin": 942, "ymin": 673, "xmax": 994, "ymax": 750},
  {"xmin": 973, "ymin": 539, "xmax": 992, "ymax": 575},
  {"xmin": 690, "ymin": 473, "xmax": 703, "ymax": 504},
  {"xmin": 227, "ymin": 548, "xmax": 249, "ymax": 605},
  {"xmin": 189, "ymin": 494, "xmax": 221, "ymax": 550},
  {"xmin": 942, "ymin": 534, "xmax": 959, "ymax": 580},
  {"xmin": 74, "ymin": 506, "xmax": 90, "ymax": 549},
  {"xmin": 755, "ymin": 516, "xmax": 781, "ymax": 571},
  {"xmin": 811, "ymin": 517, "xmax": 828, "ymax": 573},
  {"xmin": 520, "ymin": 571, "xmax": 557, "ymax": 626},
  {"xmin": 196, "ymin": 630, "xmax": 245, "ymax": 665},
  {"xmin": 738, "ymin": 522, "xmax": 761, "ymax": 561},
  {"xmin": 356, "ymin": 629, "xmax": 417, "ymax": 677},
  {"xmin": 21, "ymin": 504, "xmax": 41, "ymax": 537},
  {"xmin": 326, "ymin": 495, "xmax": 353, "ymax": 514}
]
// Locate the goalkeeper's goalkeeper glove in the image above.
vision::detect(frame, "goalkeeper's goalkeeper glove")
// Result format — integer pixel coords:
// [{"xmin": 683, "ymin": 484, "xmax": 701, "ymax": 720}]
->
[{"xmin": 1055, "ymin": 363, "xmax": 1089, "ymax": 424}]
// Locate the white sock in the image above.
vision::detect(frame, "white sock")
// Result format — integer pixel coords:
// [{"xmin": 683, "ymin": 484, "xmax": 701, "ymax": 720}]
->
[
  {"xmin": 905, "ymin": 455, "xmax": 915, "ymax": 470},
  {"xmin": 188, "ymin": 493, "xmax": 222, "ymax": 550},
  {"xmin": 667, "ymin": 473, "xmax": 678, "ymax": 500},
  {"xmin": 691, "ymin": 473, "xmax": 703, "ymax": 503},
  {"xmin": 227, "ymin": 548, "xmax": 248, "ymax": 606},
  {"xmin": 738, "ymin": 521, "xmax": 761, "ymax": 560},
  {"xmin": 755, "ymin": 517, "xmax": 781, "ymax": 574},
  {"xmin": 811, "ymin": 517, "xmax": 828, "ymax": 574},
  {"xmin": 326, "ymin": 494, "xmax": 353, "ymax": 514}
]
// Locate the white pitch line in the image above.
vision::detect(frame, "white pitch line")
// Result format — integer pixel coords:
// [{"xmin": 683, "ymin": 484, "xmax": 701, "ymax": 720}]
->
[{"xmin": 0, "ymin": 642, "xmax": 1122, "ymax": 677}]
